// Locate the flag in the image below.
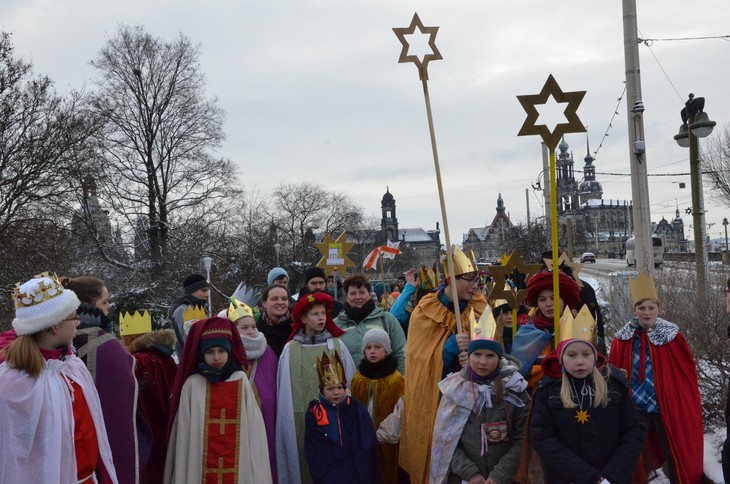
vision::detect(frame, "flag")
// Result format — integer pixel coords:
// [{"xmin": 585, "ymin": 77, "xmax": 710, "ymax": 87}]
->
[
  {"xmin": 363, "ymin": 248, "xmax": 380, "ymax": 270},
  {"xmin": 380, "ymin": 240, "xmax": 401, "ymax": 259}
]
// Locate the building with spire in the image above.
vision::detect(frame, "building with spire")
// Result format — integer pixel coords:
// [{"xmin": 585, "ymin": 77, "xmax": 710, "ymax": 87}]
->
[
  {"xmin": 71, "ymin": 175, "xmax": 125, "ymax": 260},
  {"xmin": 653, "ymin": 207, "xmax": 687, "ymax": 253},
  {"xmin": 380, "ymin": 187, "xmax": 441, "ymax": 265},
  {"xmin": 462, "ymin": 193, "xmax": 514, "ymax": 262}
]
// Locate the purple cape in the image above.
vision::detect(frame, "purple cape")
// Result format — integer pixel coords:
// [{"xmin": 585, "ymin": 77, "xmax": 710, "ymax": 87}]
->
[{"xmin": 249, "ymin": 345, "xmax": 279, "ymax": 482}]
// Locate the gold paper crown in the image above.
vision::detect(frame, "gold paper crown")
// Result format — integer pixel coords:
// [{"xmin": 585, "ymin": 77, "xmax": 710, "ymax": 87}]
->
[
  {"xmin": 227, "ymin": 298, "xmax": 253, "ymax": 323},
  {"xmin": 558, "ymin": 304, "xmax": 596, "ymax": 344},
  {"xmin": 441, "ymin": 245, "xmax": 476, "ymax": 278},
  {"xmin": 629, "ymin": 272, "xmax": 658, "ymax": 304},
  {"xmin": 419, "ymin": 263, "xmax": 439, "ymax": 290},
  {"xmin": 316, "ymin": 351, "xmax": 347, "ymax": 388},
  {"xmin": 119, "ymin": 310, "xmax": 152, "ymax": 336},
  {"xmin": 469, "ymin": 306, "xmax": 497, "ymax": 341},
  {"xmin": 13, "ymin": 272, "xmax": 65, "ymax": 309},
  {"xmin": 182, "ymin": 305, "xmax": 206, "ymax": 323}
]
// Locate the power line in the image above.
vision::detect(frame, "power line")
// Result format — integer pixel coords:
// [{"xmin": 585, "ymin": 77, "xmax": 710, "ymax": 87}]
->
[
  {"xmin": 593, "ymin": 84, "xmax": 626, "ymax": 159},
  {"xmin": 638, "ymin": 34, "xmax": 730, "ymax": 43},
  {"xmin": 638, "ymin": 28, "xmax": 684, "ymax": 103}
]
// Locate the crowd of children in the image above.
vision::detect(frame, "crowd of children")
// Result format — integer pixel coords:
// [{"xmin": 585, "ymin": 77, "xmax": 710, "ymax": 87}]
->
[{"xmin": 0, "ymin": 251, "xmax": 713, "ymax": 483}]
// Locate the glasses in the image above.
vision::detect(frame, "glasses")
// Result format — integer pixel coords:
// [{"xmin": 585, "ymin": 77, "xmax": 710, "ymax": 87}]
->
[
  {"xmin": 457, "ymin": 276, "xmax": 480, "ymax": 286},
  {"xmin": 724, "ymin": 287, "xmax": 730, "ymax": 294}
]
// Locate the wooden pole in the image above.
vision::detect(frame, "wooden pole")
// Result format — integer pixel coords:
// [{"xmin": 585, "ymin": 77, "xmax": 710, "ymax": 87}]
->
[
  {"xmin": 420, "ymin": 67, "xmax": 462, "ymax": 333},
  {"xmin": 549, "ymin": 148, "xmax": 560, "ymax": 342},
  {"xmin": 380, "ymin": 251, "xmax": 386, "ymax": 302},
  {"xmin": 512, "ymin": 307, "xmax": 518, "ymax": 340}
]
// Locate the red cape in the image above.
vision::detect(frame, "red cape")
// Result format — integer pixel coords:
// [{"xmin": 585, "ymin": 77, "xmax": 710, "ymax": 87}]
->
[{"xmin": 609, "ymin": 330, "xmax": 703, "ymax": 483}]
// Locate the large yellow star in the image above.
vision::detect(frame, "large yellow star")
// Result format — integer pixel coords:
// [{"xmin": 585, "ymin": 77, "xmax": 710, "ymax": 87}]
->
[
  {"xmin": 575, "ymin": 409, "xmax": 590, "ymax": 425},
  {"xmin": 488, "ymin": 251, "xmax": 542, "ymax": 308},
  {"xmin": 393, "ymin": 13, "xmax": 442, "ymax": 81},
  {"xmin": 543, "ymin": 251, "xmax": 584, "ymax": 287},
  {"xmin": 315, "ymin": 232, "xmax": 355, "ymax": 277},
  {"xmin": 517, "ymin": 74, "xmax": 586, "ymax": 150}
]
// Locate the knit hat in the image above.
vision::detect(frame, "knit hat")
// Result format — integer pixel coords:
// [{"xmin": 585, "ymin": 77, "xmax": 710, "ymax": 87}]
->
[
  {"xmin": 199, "ymin": 337, "xmax": 232, "ymax": 361},
  {"xmin": 467, "ymin": 338, "xmax": 504, "ymax": 359},
  {"xmin": 362, "ymin": 328, "xmax": 392, "ymax": 355},
  {"xmin": 304, "ymin": 266, "xmax": 326, "ymax": 284},
  {"xmin": 525, "ymin": 270, "xmax": 581, "ymax": 309},
  {"xmin": 183, "ymin": 274, "xmax": 208, "ymax": 295},
  {"xmin": 556, "ymin": 338, "xmax": 597, "ymax": 366},
  {"xmin": 267, "ymin": 267, "xmax": 289, "ymax": 285},
  {"xmin": 12, "ymin": 274, "xmax": 81, "ymax": 336}
]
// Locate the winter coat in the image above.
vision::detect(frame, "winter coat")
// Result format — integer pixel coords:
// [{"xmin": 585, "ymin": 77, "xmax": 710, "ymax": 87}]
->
[
  {"xmin": 334, "ymin": 306, "xmax": 407, "ymax": 374},
  {"xmin": 530, "ymin": 368, "xmax": 645, "ymax": 484},
  {"xmin": 168, "ymin": 293, "xmax": 207, "ymax": 356},
  {"xmin": 431, "ymin": 359, "xmax": 530, "ymax": 484},
  {"xmin": 256, "ymin": 311, "xmax": 293, "ymax": 358}
]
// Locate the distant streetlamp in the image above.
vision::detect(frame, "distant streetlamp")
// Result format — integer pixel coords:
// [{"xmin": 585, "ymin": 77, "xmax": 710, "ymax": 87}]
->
[
  {"xmin": 723, "ymin": 218, "xmax": 729, "ymax": 252},
  {"xmin": 273, "ymin": 243, "xmax": 281, "ymax": 266},
  {"xmin": 673, "ymin": 93, "xmax": 716, "ymax": 298},
  {"xmin": 202, "ymin": 255, "xmax": 213, "ymax": 317}
]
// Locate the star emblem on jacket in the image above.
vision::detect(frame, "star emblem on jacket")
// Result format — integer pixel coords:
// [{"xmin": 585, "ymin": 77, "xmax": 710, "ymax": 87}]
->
[{"xmin": 575, "ymin": 409, "xmax": 590, "ymax": 424}]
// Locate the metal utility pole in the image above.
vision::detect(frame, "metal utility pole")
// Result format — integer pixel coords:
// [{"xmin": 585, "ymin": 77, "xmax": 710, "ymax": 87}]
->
[{"xmin": 622, "ymin": 0, "xmax": 655, "ymax": 273}]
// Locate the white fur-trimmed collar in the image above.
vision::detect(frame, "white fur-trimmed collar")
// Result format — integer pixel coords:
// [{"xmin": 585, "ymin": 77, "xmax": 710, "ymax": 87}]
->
[{"xmin": 614, "ymin": 317, "xmax": 679, "ymax": 345}]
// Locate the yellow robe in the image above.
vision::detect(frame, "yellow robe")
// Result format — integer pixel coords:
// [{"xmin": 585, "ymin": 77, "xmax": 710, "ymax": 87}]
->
[{"xmin": 399, "ymin": 291, "xmax": 486, "ymax": 484}]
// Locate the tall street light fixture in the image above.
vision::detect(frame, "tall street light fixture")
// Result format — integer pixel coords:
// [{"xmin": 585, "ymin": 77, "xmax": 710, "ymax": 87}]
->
[
  {"xmin": 202, "ymin": 255, "xmax": 213, "ymax": 317},
  {"xmin": 273, "ymin": 243, "xmax": 281, "ymax": 266},
  {"xmin": 673, "ymin": 93, "xmax": 716, "ymax": 298},
  {"xmin": 723, "ymin": 217, "xmax": 729, "ymax": 257}
]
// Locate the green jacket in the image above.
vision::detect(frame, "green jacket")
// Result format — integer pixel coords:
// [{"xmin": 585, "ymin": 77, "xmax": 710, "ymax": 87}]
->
[{"xmin": 334, "ymin": 306, "xmax": 407, "ymax": 374}]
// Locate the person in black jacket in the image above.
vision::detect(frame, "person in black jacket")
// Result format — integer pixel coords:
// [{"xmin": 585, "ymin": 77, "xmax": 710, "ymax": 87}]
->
[
  {"xmin": 298, "ymin": 267, "xmax": 344, "ymax": 318},
  {"xmin": 530, "ymin": 338, "xmax": 645, "ymax": 484}
]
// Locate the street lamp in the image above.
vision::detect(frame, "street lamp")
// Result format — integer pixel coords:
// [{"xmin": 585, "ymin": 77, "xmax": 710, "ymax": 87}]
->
[
  {"xmin": 273, "ymin": 243, "xmax": 281, "ymax": 266},
  {"xmin": 673, "ymin": 93, "xmax": 716, "ymax": 298},
  {"xmin": 723, "ymin": 217, "xmax": 728, "ymax": 253},
  {"xmin": 202, "ymin": 255, "xmax": 213, "ymax": 317}
]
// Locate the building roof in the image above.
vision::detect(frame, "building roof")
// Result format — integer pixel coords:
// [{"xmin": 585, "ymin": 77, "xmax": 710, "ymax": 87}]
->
[{"xmin": 399, "ymin": 227, "xmax": 436, "ymax": 243}]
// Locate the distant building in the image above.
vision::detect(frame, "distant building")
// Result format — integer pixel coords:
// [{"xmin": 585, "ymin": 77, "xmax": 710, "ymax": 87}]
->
[
  {"xmin": 653, "ymin": 207, "xmax": 687, "ymax": 252},
  {"xmin": 380, "ymin": 187, "xmax": 441, "ymax": 265},
  {"xmin": 71, "ymin": 175, "xmax": 125, "ymax": 259},
  {"xmin": 462, "ymin": 193, "xmax": 514, "ymax": 262}
]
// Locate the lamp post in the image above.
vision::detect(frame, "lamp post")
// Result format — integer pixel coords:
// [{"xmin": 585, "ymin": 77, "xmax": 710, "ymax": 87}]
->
[
  {"xmin": 202, "ymin": 255, "xmax": 213, "ymax": 317},
  {"xmin": 723, "ymin": 217, "xmax": 729, "ymax": 255},
  {"xmin": 673, "ymin": 93, "xmax": 716, "ymax": 298},
  {"xmin": 273, "ymin": 243, "xmax": 281, "ymax": 266}
]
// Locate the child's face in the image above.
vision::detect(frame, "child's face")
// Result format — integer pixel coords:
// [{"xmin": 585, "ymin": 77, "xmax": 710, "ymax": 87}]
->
[
  {"xmin": 364, "ymin": 342, "xmax": 387, "ymax": 363},
  {"xmin": 53, "ymin": 311, "xmax": 80, "ymax": 347},
  {"xmin": 561, "ymin": 341, "xmax": 595, "ymax": 378},
  {"xmin": 203, "ymin": 347, "xmax": 229, "ymax": 368},
  {"xmin": 235, "ymin": 317, "xmax": 257, "ymax": 338},
  {"xmin": 468, "ymin": 349, "xmax": 500, "ymax": 377},
  {"xmin": 302, "ymin": 304, "xmax": 327, "ymax": 336},
  {"xmin": 322, "ymin": 384, "xmax": 346, "ymax": 405},
  {"xmin": 537, "ymin": 289, "xmax": 564, "ymax": 319},
  {"xmin": 498, "ymin": 311, "xmax": 513, "ymax": 326},
  {"xmin": 633, "ymin": 299, "xmax": 659, "ymax": 329}
]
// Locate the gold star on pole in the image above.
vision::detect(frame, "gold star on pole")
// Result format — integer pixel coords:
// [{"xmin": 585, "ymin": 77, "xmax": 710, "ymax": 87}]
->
[
  {"xmin": 517, "ymin": 74, "xmax": 586, "ymax": 150},
  {"xmin": 393, "ymin": 13, "xmax": 442, "ymax": 81},
  {"xmin": 488, "ymin": 251, "xmax": 542, "ymax": 308},
  {"xmin": 315, "ymin": 232, "xmax": 355, "ymax": 277},
  {"xmin": 543, "ymin": 251, "xmax": 584, "ymax": 287}
]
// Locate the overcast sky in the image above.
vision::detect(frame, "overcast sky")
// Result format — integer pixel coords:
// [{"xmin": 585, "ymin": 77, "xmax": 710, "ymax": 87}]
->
[{"xmin": 2, "ymin": 0, "xmax": 729, "ymax": 246}]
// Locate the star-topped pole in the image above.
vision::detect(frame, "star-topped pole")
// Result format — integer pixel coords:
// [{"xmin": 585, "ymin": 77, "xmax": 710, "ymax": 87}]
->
[
  {"xmin": 393, "ymin": 13, "xmax": 464, "ymax": 333},
  {"xmin": 517, "ymin": 75, "xmax": 586, "ymax": 335},
  {"xmin": 315, "ymin": 232, "xmax": 355, "ymax": 277}
]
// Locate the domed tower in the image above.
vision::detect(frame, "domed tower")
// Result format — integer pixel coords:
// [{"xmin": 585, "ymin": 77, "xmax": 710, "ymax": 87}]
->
[
  {"xmin": 578, "ymin": 135, "xmax": 603, "ymax": 204},
  {"xmin": 381, "ymin": 187, "xmax": 399, "ymax": 242},
  {"xmin": 556, "ymin": 136, "xmax": 579, "ymax": 213}
]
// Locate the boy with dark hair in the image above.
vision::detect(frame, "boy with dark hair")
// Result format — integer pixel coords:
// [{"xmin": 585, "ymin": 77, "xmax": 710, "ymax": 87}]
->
[{"xmin": 168, "ymin": 273, "xmax": 209, "ymax": 355}]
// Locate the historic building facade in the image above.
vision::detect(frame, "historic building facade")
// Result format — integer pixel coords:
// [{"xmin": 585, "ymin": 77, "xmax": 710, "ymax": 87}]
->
[
  {"xmin": 380, "ymin": 187, "xmax": 441, "ymax": 265},
  {"xmin": 462, "ymin": 193, "xmax": 514, "ymax": 262}
]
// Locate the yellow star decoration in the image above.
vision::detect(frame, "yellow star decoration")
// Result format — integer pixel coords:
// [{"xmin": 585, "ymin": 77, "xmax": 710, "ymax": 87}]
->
[
  {"xmin": 575, "ymin": 409, "xmax": 590, "ymax": 425},
  {"xmin": 543, "ymin": 251, "xmax": 584, "ymax": 287},
  {"xmin": 315, "ymin": 232, "xmax": 355, "ymax": 277},
  {"xmin": 393, "ymin": 13, "xmax": 442, "ymax": 81},
  {"xmin": 488, "ymin": 251, "xmax": 542, "ymax": 308},
  {"xmin": 517, "ymin": 74, "xmax": 586, "ymax": 150}
]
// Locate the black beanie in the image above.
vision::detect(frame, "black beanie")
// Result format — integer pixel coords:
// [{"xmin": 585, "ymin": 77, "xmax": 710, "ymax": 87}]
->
[
  {"xmin": 183, "ymin": 274, "xmax": 209, "ymax": 294},
  {"xmin": 304, "ymin": 267, "xmax": 326, "ymax": 284}
]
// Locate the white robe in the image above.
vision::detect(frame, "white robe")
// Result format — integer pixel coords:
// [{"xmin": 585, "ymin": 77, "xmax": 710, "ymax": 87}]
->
[
  {"xmin": 0, "ymin": 356, "xmax": 118, "ymax": 483},
  {"xmin": 164, "ymin": 371, "xmax": 272, "ymax": 484},
  {"xmin": 275, "ymin": 337, "xmax": 356, "ymax": 484}
]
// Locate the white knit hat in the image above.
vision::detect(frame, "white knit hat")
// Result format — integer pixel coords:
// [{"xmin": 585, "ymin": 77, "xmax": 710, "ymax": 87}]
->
[
  {"xmin": 12, "ymin": 274, "xmax": 80, "ymax": 336},
  {"xmin": 362, "ymin": 328, "xmax": 392, "ymax": 355}
]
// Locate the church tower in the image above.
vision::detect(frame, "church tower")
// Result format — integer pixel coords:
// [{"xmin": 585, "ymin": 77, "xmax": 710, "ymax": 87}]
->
[
  {"xmin": 578, "ymin": 134, "xmax": 603, "ymax": 204},
  {"xmin": 381, "ymin": 187, "xmax": 399, "ymax": 242},
  {"xmin": 556, "ymin": 137, "xmax": 579, "ymax": 213}
]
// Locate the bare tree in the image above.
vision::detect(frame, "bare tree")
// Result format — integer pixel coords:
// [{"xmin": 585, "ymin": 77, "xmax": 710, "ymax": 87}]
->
[
  {"xmin": 87, "ymin": 25, "xmax": 237, "ymax": 268},
  {"xmin": 704, "ymin": 122, "xmax": 730, "ymax": 206},
  {"xmin": 0, "ymin": 32, "xmax": 93, "ymax": 236}
]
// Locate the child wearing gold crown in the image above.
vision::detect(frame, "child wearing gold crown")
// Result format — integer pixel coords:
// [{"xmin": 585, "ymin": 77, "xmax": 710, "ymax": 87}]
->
[
  {"xmin": 0, "ymin": 274, "xmax": 118, "ymax": 483},
  {"xmin": 528, "ymin": 336, "xmax": 645, "ymax": 484},
  {"xmin": 304, "ymin": 351, "xmax": 382, "ymax": 483},
  {"xmin": 430, "ymin": 310, "xmax": 530, "ymax": 484},
  {"xmin": 276, "ymin": 292, "xmax": 356, "ymax": 484},
  {"xmin": 608, "ymin": 273, "xmax": 704, "ymax": 483}
]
